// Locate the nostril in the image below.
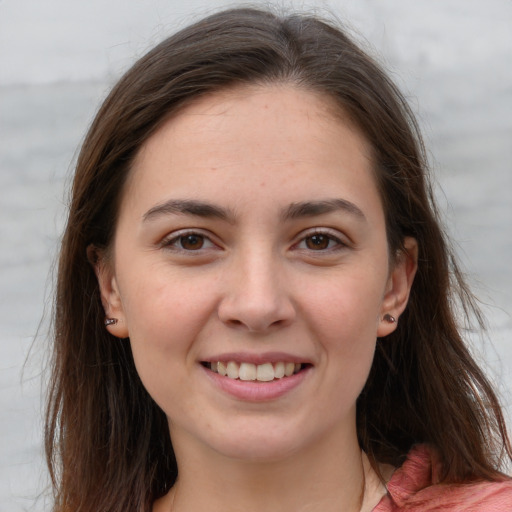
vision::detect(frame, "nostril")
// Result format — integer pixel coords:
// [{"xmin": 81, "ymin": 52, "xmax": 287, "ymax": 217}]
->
[
  {"xmin": 216, "ymin": 254, "xmax": 297, "ymax": 332},
  {"xmin": 218, "ymin": 295, "xmax": 296, "ymax": 332},
  {"xmin": 223, "ymin": 316, "xmax": 291, "ymax": 332}
]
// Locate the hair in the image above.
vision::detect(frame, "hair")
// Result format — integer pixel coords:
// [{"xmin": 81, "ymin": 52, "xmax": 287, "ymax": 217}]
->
[{"xmin": 46, "ymin": 6, "xmax": 511, "ymax": 512}]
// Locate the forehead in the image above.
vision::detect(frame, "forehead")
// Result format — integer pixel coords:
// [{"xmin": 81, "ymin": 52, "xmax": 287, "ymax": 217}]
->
[
  {"xmin": 137, "ymin": 84, "xmax": 355, "ymax": 157},
  {"xmin": 122, "ymin": 84, "xmax": 380, "ymax": 218}
]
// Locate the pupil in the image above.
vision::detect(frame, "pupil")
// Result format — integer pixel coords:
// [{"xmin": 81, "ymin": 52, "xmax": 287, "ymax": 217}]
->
[
  {"xmin": 181, "ymin": 235, "xmax": 203, "ymax": 250},
  {"xmin": 307, "ymin": 235, "xmax": 329, "ymax": 250}
]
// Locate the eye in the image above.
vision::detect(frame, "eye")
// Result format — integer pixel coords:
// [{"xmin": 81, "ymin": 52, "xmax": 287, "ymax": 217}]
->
[
  {"xmin": 304, "ymin": 234, "xmax": 334, "ymax": 250},
  {"xmin": 295, "ymin": 231, "xmax": 346, "ymax": 251},
  {"xmin": 178, "ymin": 234, "xmax": 207, "ymax": 250},
  {"xmin": 162, "ymin": 231, "xmax": 217, "ymax": 252}
]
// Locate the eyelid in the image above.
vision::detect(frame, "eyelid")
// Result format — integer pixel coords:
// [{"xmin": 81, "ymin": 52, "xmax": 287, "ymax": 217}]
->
[
  {"xmin": 160, "ymin": 228, "xmax": 220, "ymax": 252},
  {"xmin": 292, "ymin": 227, "xmax": 350, "ymax": 251}
]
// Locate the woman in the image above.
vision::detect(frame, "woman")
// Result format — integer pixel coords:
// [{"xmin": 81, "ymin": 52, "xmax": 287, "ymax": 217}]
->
[{"xmin": 45, "ymin": 7, "xmax": 512, "ymax": 512}]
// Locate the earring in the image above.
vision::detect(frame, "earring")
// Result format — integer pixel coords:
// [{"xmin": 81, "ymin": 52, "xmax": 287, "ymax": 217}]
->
[
  {"xmin": 383, "ymin": 314, "xmax": 396, "ymax": 323},
  {"xmin": 105, "ymin": 318, "xmax": 118, "ymax": 326}
]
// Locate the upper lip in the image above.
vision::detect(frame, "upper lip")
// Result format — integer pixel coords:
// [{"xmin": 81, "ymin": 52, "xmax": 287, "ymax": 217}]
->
[{"xmin": 200, "ymin": 351, "xmax": 313, "ymax": 365}]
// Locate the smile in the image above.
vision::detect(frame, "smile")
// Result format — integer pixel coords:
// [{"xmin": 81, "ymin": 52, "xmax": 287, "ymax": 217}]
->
[{"xmin": 204, "ymin": 361, "xmax": 307, "ymax": 381}]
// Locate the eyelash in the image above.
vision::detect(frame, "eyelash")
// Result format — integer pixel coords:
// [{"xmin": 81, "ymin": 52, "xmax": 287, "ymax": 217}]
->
[
  {"xmin": 161, "ymin": 230, "xmax": 218, "ymax": 253},
  {"xmin": 293, "ymin": 229, "xmax": 347, "ymax": 252},
  {"xmin": 161, "ymin": 229, "xmax": 347, "ymax": 254}
]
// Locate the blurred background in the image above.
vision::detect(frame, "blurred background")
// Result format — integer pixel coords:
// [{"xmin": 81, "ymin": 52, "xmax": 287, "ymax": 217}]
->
[{"xmin": 1, "ymin": 0, "xmax": 511, "ymax": 509}]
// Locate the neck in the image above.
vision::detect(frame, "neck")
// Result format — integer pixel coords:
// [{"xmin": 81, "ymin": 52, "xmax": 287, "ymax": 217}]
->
[{"xmin": 156, "ymin": 428, "xmax": 385, "ymax": 512}]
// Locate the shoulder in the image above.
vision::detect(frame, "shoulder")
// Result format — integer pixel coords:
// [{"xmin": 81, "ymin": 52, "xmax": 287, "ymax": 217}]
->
[{"xmin": 374, "ymin": 444, "xmax": 512, "ymax": 511}]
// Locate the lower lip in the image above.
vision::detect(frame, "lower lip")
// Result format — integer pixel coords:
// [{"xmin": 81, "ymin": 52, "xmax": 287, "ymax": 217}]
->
[{"xmin": 203, "ymin": 365, "xmax": 311, "ymax": 402}]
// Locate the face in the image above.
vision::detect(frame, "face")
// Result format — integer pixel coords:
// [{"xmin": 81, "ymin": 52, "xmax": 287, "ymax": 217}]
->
[{"xmin": 98, "ymin": 85, "xmax": 416, "ymax": 462}]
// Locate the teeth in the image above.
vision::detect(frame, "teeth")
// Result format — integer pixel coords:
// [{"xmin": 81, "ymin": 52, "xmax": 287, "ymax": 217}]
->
[
  {"xmin": 274, "ymin": 362, "xmax": 285, "ymax": 379},
  {"xmin": 217, "ymin": 361, "xmax": 227, "ymax": 376},
  {"xmin": 208, "ymin": 361, "xmax": 304, "ymax": 381},
  {"xmin": 256, "ymin": 363, "xmax": 275, "ymax": 382},
  {"xmin": 227, "ymin": 361, "xmax": 239, "ymax": 379},
  {"xmin": 239, "ymin": 363, "xmax": 256, "ymax": 381}
]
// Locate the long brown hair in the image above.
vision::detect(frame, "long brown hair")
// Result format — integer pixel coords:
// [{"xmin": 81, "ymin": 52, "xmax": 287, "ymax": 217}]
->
[{"xmin": 46, "ymin": 7, "xmax": 511, "ymax": 511}]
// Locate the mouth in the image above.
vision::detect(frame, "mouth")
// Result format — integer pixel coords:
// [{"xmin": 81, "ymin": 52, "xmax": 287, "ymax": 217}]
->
[{"xmin": 201, "ymin": 361, "xmax": 311, "ymax": 382}]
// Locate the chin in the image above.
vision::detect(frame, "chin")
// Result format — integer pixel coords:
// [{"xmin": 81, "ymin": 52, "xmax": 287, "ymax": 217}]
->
[
  {"xmin": 213, "ymin": 436, "xmax": 303, "ymax": 462},
  {"xmin": 200, "ymin": 417, "xmax": 322, "ymax": 463}
]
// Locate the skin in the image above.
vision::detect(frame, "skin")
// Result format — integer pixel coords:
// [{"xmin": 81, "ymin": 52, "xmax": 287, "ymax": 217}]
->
[{"xmin": 96, "ymin": 84, "xmax": 417, "ymax": 512}]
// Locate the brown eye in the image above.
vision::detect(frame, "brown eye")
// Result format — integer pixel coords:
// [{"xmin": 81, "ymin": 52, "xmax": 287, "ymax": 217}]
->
[
  {"xmin": 179, "ymin": 234, "xmax": 205, "ymax": 250},
  {"xmin": 305, "ymin": 234, "xmax": 331, "ymax": 250},
  {"xmin": 163, "ymin": 231, "xmax": 217, "ymax": 252}
]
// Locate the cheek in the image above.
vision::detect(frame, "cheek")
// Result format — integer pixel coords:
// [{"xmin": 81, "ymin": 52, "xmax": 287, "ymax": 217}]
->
[
  {"xmin": 118, "ymin": 268, "xmax": 219, "ymax": 382},
  {"xmin": 121, "ymin": 262, "xmax": 217, "ymax": 332},
  {"xmin": 304, "ymin": 269, "xmax": 385, "ymax": 337},
  {"xmin": 302, "ymin": 271, "xmax": 384, "ymax": 382}
]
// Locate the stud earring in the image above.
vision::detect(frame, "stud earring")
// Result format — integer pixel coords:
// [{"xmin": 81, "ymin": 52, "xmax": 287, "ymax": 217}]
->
[
  {"xmin": 104, "ymin": 318, "xmax": 118, "ymax": 326},
  {"xmin": 383, "ymin": 314, "xmax": 396, "ymax": 323}
]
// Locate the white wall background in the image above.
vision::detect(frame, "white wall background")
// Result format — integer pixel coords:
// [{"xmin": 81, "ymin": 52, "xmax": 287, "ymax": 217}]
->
[{"xmin": 1, "ymin": 0, "xmax": 511, "ymax": 510}]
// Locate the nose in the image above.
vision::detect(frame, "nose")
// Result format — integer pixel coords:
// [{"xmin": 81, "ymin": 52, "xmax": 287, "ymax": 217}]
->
[{"xmin": 217, "ymin": 249, "xmax": 296, "ymax": 333}]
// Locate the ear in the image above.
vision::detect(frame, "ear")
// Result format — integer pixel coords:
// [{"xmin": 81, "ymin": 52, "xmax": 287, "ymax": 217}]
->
[
  {"xmin": 377, "ymin": 237, "xmax": 418, "ymax": 337},
  {"xmin": 87, "ymin": 244, "xmax": 129, "ymax": 338}
]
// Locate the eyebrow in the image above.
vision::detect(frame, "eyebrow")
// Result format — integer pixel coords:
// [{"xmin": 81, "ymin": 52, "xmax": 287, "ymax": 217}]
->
[
  {"xmin": 142, "ymin": 197, "xmax": 366, "ymax": 224},
  {"xmin": 282, "ymin": 199, "xmax": 366, "ymax": 221},
  {"xmin": 143, "ymin": 199, "xmax": 235, "ymax": 223}
]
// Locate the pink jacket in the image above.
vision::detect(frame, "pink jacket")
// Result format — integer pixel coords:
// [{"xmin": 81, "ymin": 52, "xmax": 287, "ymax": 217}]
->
[{"xmin": 373, "ymin": 445, "xmax": 512, "ymax": 511}]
